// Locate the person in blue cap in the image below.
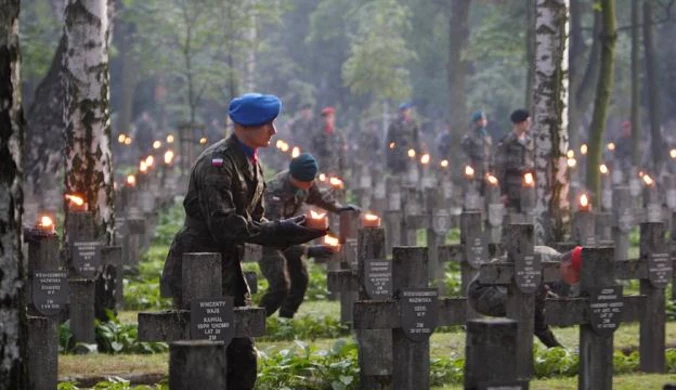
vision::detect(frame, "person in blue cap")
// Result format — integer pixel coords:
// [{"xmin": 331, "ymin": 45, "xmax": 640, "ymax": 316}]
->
[
  {"xmin": 461, "ymin": 110, "xmax": 493, "ymax": 194},
  {"xmin": 161, "ymin": 93, "xmax": 328, "ymax": 389},
  {"xmin": 386, "ymin": 101, "xmax": 421, "ymax": 174},
  {"xmin": 258, "ymin": 153, "xmax": 361, "ymax": 318}
]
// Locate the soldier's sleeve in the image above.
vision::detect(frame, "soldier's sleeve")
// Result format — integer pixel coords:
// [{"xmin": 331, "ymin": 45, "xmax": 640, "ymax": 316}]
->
[
  {"xmin": 413, "ymin": 123, "xmax": 421, "ymax": 151},
  {"xmin": 494, "ymin": 141, "xmax": 508, "ymax": 195},
  {"xmin": 197, "ymin": 157, "xmax": 272, "ymax": 245},
  {"xmin": 306, "ymin": 183, "xmax": 341, "ymax": 213},
  {"xmin": 262, "ymin": 184, "xmax": 284, "ymax": 221}
]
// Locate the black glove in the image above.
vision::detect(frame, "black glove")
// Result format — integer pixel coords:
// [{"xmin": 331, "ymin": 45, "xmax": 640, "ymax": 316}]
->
[
  {"xmin": 274, "ymin": 216, "xmax": 327, "ymax": 246},
  {"xmin": 307, "ymin": 245, "xmax": 335, "ymax": 258},
  {"xmin": 337, "ymin": 204, "xmax": 361, "ymax": 213}
]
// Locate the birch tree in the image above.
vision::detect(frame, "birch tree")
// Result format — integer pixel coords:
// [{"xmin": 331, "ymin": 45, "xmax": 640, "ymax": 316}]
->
[
  {"xmin": 447, "ymin": 0, "xmax": 471, "ymax": 139},
  {"xmin": 0, "ymin": 0, "xmax": 27, "ymax": 387},
  {"xmin": 531, "ymin": 0, "xmax": 570, "ymax": 245},
  {"xmin": 585, "ymin": 0, "xmax": 616, "ymax": 205},
  {"xmin": 63, "ymin": 0, "xmax": 114, "ymax": 243}
]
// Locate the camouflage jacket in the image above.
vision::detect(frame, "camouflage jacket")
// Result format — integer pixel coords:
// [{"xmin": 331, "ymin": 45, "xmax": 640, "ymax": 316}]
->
[
  {"xmin": 264, "ymin": 170, "xmax": 342, "ymax": 220},
  {"xmin": 460, "ymin": 127, "xmax": 493, "ymax": 176},
  {"xmin": 494, "ymin": 130, "xmax": 534, "ymax": 200},
  {"xmin": 161, "ymin": 135, "xmax": 290, "ymax": 307},
  {"xmin": 289, "ymin": 117, "xmax": 315, "ymax": 151},
  {"xmin": 310, "ymin": 128, "xmax": 346, "ymax": 175},
  {"xmin": 385, "ymin": 118, "xmax": 420, "ymax": 173}
]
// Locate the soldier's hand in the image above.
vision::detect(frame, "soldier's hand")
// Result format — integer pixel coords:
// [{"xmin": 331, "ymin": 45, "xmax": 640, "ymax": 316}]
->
[
  {"xmin": 275, "ymin": 217, "xmax": 327, "ymax": 245},
  {"xmin": 338, "ymin": 204, "xmax": 361, "ymax": 213},
  {"xmin": 307, "ymin": 245, "xmax": 335, "ymax": 258}
]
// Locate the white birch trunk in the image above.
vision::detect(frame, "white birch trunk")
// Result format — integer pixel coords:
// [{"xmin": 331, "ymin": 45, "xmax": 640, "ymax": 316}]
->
[
  {"xmin": 244, "ymin": 0, "xmax": 257, "ymax": 92},
  {"xmin": 532, "ymin": 0, "xmax": 570, "ymax": 245},
  {"xmin": 63, "ymin": 0, "xmax": 114, "ymax": 244},
  {"xmin": 0, "ymin": 0, "xmax": 26, "ymax": 387}
]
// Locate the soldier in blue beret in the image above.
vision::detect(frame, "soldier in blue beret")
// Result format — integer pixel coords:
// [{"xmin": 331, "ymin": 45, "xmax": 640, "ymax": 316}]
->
[{"xmin": 161, "ymin": 93, "xmax": 328, "ymax": 389}]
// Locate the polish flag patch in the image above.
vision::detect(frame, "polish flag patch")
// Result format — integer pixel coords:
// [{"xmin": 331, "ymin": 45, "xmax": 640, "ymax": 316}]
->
[{"xmin": 211, "ymin": 158, "xmax": 224, "ymax": 167}]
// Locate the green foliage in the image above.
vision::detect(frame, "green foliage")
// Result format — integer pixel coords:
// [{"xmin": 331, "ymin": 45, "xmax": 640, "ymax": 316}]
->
[
  {"xmin": 342, "ymin": 0, "xmax": 416, "ymax": 101},
  {"xmin": 256, "ymin": 339, "xmax": 359, "ymax": 390},
  {"xmin": 262, "ymin": 315, "xmax": 350, "ymax": 342},
  {"xmin": 19, "ymin": 0, "xmax": 62, "ymax": 85},
  {"xmin": 95, "ymin": 311, "xmax": 168, "ymax": 354},
  {"xmin": 443, "ymin": 261, "xmax": 463, "ymax": 297},
  {"xmin": 58, "ymin": 378, "xmax": 169, "ymax": 390},
  {"xmin": 152, "ymin": 202, "xmax": 184, "ymax": 246}
]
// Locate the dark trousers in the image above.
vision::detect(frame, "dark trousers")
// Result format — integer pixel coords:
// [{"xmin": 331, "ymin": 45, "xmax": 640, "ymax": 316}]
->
[{"xmin": 258, "ymin": 245, "xmax": 308, "ymax": 318}]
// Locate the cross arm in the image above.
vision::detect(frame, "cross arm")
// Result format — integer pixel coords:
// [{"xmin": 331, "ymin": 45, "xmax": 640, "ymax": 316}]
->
[
  {"xmin": 478, "ymin": 261, "xmax": 561, "ymax": 285},
  {"xmin": 544, "ymin": 295, "xmax": 645, "ymax": 327},
  {"xmin": 327, "ymin": 270, "xmax": 357, "ymax": 292},
  {"xmin": 353, "ymin": 298, "xmax": 467, "ymax": 330}
]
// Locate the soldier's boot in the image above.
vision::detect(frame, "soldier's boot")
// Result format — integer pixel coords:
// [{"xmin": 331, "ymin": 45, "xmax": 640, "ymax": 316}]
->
[
  {"xmin": 279, "ymin": 247, "xmax": 309, "ymax": 319},
  {"xmin": 534, "ymin": 326, "xmax": 563, "ymax": 348},
  {"xmin": 534, "ymin": 286, "xmax": 563, "ymax": 348}
]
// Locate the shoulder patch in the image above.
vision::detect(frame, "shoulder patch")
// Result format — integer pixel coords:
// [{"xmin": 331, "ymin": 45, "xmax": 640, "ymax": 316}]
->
[{"xmin": 211, "ymin": 158, "xmax": 224, "ymax": 167}]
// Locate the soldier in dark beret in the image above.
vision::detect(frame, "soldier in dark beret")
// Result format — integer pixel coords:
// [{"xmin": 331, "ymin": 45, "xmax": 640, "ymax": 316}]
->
[
  {"xmin": 494, "ymin": 109, "xmax": 534, "ymax": 210},
  {"xmin": 259, "ymin": 153, "xmax": 361, "ymax": 318},
  {"xmin": 161, "ymin": 93, "xmax": 327, "ymax": 389}
]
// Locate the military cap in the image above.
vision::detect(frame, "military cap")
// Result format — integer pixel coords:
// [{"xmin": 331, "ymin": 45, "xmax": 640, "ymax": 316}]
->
[
  {"xmin": 398, "ymin": 102, "xmax": 414, "ymax": 111},
  {"xmin": 510, "ymin": 109, "xmax": 530, "ymax": 124},
  {"xmin": 471, "ymin": 110, "xmax": 486, "ymax": 123},
  {"xmin": 321, "ymin": 107, "xmax": 335, "ymax": 116},
  {"xmin": 289, "ymin": 153, "xmax": 319, "ymax": 181},
  {"xmin": 228, "ymin": 93, "xmax": 282, "ymax": 127}
]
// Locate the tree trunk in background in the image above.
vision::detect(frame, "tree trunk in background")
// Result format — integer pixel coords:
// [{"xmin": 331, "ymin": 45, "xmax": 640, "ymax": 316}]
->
[
  {"xmin": 532, "ymin": 0, "xmax": 570, "ymax": 245},
  {"xmin": 0, "ymin": 0, "xmax": 27, "ymax": 388},
  {"xmin": 631, "ymin": 0, "xmax": 641, "ymax": 167},
  {"xmin": 567, "ymin": 0, "xmax": 584, "ymax": 154},
  {"xmin": 525, "ymin": 0, "xmax": 535, "ymax": 110},
  {"xmin": 643, "ymin": 0, "xmax": 662, "ymax": 173},
  {"xmin": 24, "ymin": 36, "xmax": 66, "ymax": 201},
  {"xmin": 117, "ymin": 22, "xmax": 139, "ymax": 137},
  {"xmin": 63, "ymin": 0, "xmax": 114, "ymax": 244},
  {"xmin": 446, "ymin": 0, "xmax": 471, "ymax": 158},
  {"xmin": 585, "ymin": 0, "xmax": 616, "ymax": 205}
]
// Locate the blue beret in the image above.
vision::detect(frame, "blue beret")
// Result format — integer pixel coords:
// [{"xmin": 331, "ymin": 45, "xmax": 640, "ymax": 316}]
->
[
  {"xmin": 228, "ymin": 93, "xmax": 282, "ymax": 127},
  {"xmin": 399, "ymin": 102, "xmax": 414, "ymax": 111},
  {"xmin": 471, "ymin": 110, "xmax": 486, "ymax": 123},
  {"xmin": 289, "ymin": 153, "xmax": 319, "ymax": 182}
]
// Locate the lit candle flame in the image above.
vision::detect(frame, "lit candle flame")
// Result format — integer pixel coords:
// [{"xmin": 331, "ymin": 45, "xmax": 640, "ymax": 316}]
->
[
  {"xmin": 638, "ymin": 171, "xmax": 645, "ymax": 177},
  {"xmin": 291, "ymin": 146, "xmax": 301, "ymax": 158},
  {"xmin": 407, "ymin": 149, "xmax": 416, "ymax": 158},
  {"xmin": 487, "ymin": 174, "xmax": 498, "ymax": 186},
  {"xmin": 276, "ymin": 140, "xmax": 284, "ymax": 149},
  {"xmin": 389, "ymin": 142, "xmax": 396, "ymax": 149},
  {"xmin": 464, "ymin": 165, "xmax": 475, "ymax": 178},
  {"xmin": 420, "ymin": 153, "xmax": 430, "ymax": 165},
  {"xmin": 329, "ymin": 177, "xmax": 344, "ymax": 189},
  {"xmin": 118, "ymin": 134, "xmax": 127, "ymax": 144},
  {"xmin": 523, "ymin": 172, "xmax": 535, "ymax": 187},
  {"xmin": 167, "ymin": 134, "xmax": 175, "ymax": 143},
  {"xmin": 126, "ymin": 175, "xmax": 136, "ymax": 187},
  {"xmin": 280, "ymin": 142, "xmax": 289, "ymax": 153},
  {"xmin": 580, "ymin": 144, "xmax": 588, "ymax": 155},
  {"xmin": 164, "ymin": 150, "xmax": 174, "ymax": 165},
  {"xmin": 124, "ymin": 137, "xmax": 132, "ymax": 145},
  {"xmin": 39, "ymin": 215, "xmax": 53, "ymax": 228},
  {"xmin": 642, "ymin": 174, "xmax": 654, "ymax": 187},
  {"xmin": 310, "ymin": 210, "xmax": 326, "ymax": 219},
  {"xmin": 139, "ymin": 161, "xmax": 148, "ymax": 173},
  {"xmin": 607, "ymin": 142, "xmax": 615, "ymax": 151},
  {"xmin": 599, "ymin": 164, "xmax": 608, "ymax": 175},
  {"xmin": 670, "ymin": 149, "xmax": 676, "ymax": 159},
  {"xmin": 318, "ymin": 173, "xmax": 327, "ymax": 182},
  {"xmin": 199, "ymin": 137, "xmax": 208, "ymax": 145},
  {"xmin": 145, "ymin": 155, "xmax": 154, "ymax": 167},
  {"xmin": 567, "ymin": 158, "xmax": 577, "ymax": 168},
  {"xmin": 364, "ymin": 213, "xmax": 379, "ymax": 222},
  {"xmin": 566, "ymin": 150, "xmax": 575, "ymax": 159},
  {"xmin": 440, "ymin": 160, "xmax": 449, "ymax": 168},
  {"xmin": 65, "ymin": 194, "xmax": 85, "ymax": 207},
  {"xmin": 324, "ymin": 234, "xmax": 340, "ymax": 247},
  {"xmin": 153, "ymin": 140, "xmax": 162, "ymax": 149},
  {"xmin": 579, "ymin": 193, "xmax": 590, "ymax": 209}
]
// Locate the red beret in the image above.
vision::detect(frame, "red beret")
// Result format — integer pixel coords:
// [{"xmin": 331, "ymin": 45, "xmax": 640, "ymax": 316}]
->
[{"xmin": 321, "ymin": 107, "xmax": 335, "ymax": 116}]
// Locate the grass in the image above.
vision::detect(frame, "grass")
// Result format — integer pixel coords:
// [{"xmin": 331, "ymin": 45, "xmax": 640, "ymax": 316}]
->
[
  {"xmin": 59, "ymin": 353, "xmax": 168, "ymax": 378},
  {"xmin": 433, "ymin": 373, "xmax": 676, "ymax": 389}
]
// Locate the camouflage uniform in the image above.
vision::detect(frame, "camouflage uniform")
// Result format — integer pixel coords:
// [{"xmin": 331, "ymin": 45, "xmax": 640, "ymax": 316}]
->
[
  {"xmin": 161, "ymin": 136, "xmax": 312, "ymax": 389},
  {"xmin": 467, "ymin": 246, "xmax": 565, "ymax": 348},
  {"xmin": 386, "ymin": 117, "xmax": 421, "ymax": 174},
  {"xmin": 357, "ymin": 127, "xmax": 381, "ymax": 166},
  {"xmin": 310, "ymin": 129, "xmax": 346, "ymax": 176},
  {"xmin": 494, "ymin": 131, "xmax": 534, "ymax": 211},
  {"xmin": 289, "ymin": 117, "xmax": 315, "ymax": 152},
  {"xmin": 259, "ymin": 170, "xmax": 341, "ymax": 317},
  {"xmin": 461, "ymin": 127, "xmax": 493, "ymax": 191}
]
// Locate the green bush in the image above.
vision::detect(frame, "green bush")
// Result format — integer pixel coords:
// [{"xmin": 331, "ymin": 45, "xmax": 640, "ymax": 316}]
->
[
  {"xmin": 95, "ymin": 311, "xmax": 168, "ymax": 354},
  {"xmin": 262, "ymin": 315, "xmax": 350, "ymax": 342}
]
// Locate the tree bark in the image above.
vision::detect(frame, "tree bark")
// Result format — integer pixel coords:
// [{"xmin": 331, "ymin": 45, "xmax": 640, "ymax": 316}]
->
[
  {"xmin": 525, "ymin": 0, "xmax": 536, "ymax": 110},
  {"xmin": 532, "ymin": 0, "xmax": 570, "ymax": 245},
  {"xmin": 24, "ymin": 35, "xmax": 66, "ymax": 201},
  {"xmin": 63, "ymin": 0, "xmax": 115, "ymax": 244},
  {"xmin": 0, "ymin": 0, "xmax": 28, "ymax": 388},
  {"xmin": 446, "ymin": 0, "xmax": 471, "ymax": 150},
  {"xmin": 567, "ymin": 0, "xmax": 585, "ymax": 153},
  {"xmin": 585, "ymin": 0, "xmax": 617, "ymax": 206},
  {"xmin": 643, "ymin": 0, "xmax": 662, "ymax": 173},
  {"xmin": 631, "ymin": 0, "xmax": 641, "ymax": 167}
]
